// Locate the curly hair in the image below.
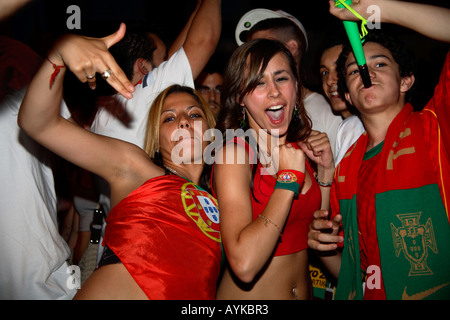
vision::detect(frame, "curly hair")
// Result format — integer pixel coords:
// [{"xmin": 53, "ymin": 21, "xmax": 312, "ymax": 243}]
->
[
  {"xmin": 216, "ymin": 38, "xmax": 311, "ymax": 143},
  {"xmin": 336, "ymin": 30, "xmax": 416, "ymax": 101}
]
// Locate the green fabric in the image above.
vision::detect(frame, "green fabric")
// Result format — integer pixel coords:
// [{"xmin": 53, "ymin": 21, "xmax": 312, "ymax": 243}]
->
[
  {"xmin": 376, "ymin": 185, "xmax": 450, "ymax": 300},
  {"xmin": 335, "ymin": 196, "xmax": 364, "ymax": 300}
]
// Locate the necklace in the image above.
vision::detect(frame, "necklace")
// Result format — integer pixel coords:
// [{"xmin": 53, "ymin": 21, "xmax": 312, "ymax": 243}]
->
[{"xmin": 164, "ymin": 165, "xmax": 181, "ymax": 177}]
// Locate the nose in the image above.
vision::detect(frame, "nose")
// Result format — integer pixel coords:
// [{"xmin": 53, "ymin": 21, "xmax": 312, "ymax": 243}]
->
[
  {"xmin": 327, "ymin": 70, "xmax": 338, "ymax": 87},
  {"xmin": 178, "ymin": 116, "xmax": 190, "ymax": 129},
  {"xmin": 268, "ymin": 81, "xmax": 281, "ymax": 98}
]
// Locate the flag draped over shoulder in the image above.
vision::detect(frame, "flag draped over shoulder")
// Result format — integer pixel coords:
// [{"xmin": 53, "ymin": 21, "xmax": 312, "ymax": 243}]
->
[{"xmin": 105, "ymin": 175, "xmax": 222, "ymax": 300}]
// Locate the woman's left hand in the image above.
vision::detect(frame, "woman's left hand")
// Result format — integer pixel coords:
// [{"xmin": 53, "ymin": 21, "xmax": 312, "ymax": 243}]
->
[
  {"xmin": 298, "ymin": 130, "xmax": 335, "ymax": 171},
  {"xmin": 50, "ymin": 23, "xmax": 134, "ymax": 99}
]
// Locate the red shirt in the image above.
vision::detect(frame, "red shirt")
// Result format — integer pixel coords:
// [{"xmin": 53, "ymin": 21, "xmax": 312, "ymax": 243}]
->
[
  {"xmin": 212, "ymin": 137, "xmax": 321, "ymax": 256},
  {"xmin": 252, "ymin": 159, "xmax": 322, "ymax": 256},
  {"xmin": 356, "ymin": 142, "xmax": 386, "ymax": 299}
]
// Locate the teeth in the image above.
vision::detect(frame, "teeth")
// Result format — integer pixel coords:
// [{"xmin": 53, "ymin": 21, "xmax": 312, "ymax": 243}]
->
[
  {"xmin": 267, "ymin": 105, "xmax": 284, "ymax": 111},
  {"xmin": 330, "ymin": 91, "xmax": 340, "ymax": 97}
]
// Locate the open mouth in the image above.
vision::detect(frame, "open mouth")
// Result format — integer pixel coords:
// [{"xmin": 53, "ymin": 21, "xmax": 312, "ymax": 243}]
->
[
  {"xmin": 330, "ymin": 90, "xmax": 341, "ymax": 98},
  {"xmin": 265, "ymin": 105, "xmax": 286, "ymax": 124}
]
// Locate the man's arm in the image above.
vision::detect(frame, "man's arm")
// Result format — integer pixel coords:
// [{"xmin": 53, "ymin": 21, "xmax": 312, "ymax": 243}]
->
[
  {"xmin": 329, "ymin": 0, "xmax": 450, "ymax": 43},
  {"xmin": 182, "ymin": 0, "xmax": 221, "ymax": 79}
]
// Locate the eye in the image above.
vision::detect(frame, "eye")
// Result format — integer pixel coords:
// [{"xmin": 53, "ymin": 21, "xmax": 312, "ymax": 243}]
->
[
  {"xmin": 276, "ymin": 76, "xmax": 289, "ymax": 83},
  {"xmin": 163, "ymin": 116, "xmax": 175, "ymax": 123},
  {"xmin": 375, "ymin": 62, "xmax": 387, "ymax": 68},
  {"xmin": 320, "ymin": 69, "xmax": 329, "ymax": 77},
  {"xmin": 190, "ymin": 113, "xmax": 202, "ymax": 119},
  {"xmin": 348, "ymin": 68, "xmax": 359, "ymax": 76}
]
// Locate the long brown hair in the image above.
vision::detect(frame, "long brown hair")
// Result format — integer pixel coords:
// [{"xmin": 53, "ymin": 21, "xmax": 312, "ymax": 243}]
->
[{"xmin": 216, "ymin": 38, "xmax": 311, "ymax": 142}]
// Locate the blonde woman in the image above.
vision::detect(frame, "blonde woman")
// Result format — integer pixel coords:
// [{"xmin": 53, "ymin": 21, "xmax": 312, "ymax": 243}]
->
[{"xmin": 18, "ymin": 26, "xmax": 221, "ymax": 300}]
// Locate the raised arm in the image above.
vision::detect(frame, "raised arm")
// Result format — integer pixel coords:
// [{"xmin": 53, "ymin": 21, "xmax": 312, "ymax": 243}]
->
[
  {"xmin": 183, "ymin": 0, "xmax": 222, "ymax": 79},
  {"xmin": 18, "ymin": 25, "xmax": 138, "ymax": 185},
  {"xmin": 329, "ymin": 0, "xmax": 450, "ymax": 43},
  {"xmin": 167, "ymin": 0, "xmax": 201, "ymax": 59}
]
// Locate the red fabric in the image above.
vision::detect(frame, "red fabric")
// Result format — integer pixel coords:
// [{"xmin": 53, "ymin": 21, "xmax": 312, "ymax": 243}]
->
[
  {"xmin": 252, "ymin": 159, "xmax": 321, "ymax": 255},
  {"xmin": 211, "ymin": 137, "xmax": 321, "ymax": 256},
  {"xmin": 356, "ymin": 148, "xmax": 386, "ymax": 299},
  {"xmin": 104, "ymin": 175, "xmax": 222, "ymax": 300},
  {"xmin": 331, "ymin": 51, "xmax": 450, "ymax": 300}
]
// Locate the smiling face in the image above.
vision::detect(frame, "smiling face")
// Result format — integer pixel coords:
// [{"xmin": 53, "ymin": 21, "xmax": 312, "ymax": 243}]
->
[
  {"xmin": 158, "ymin": 92, "xmax": 210, "ymax": 164},
  {"xmin": 240, "ymin": 52, "xmax": 298, "ymax": 141},
  {"xmin": 320, "ymin": 44, "xmax": 349, "ymax": 115}
]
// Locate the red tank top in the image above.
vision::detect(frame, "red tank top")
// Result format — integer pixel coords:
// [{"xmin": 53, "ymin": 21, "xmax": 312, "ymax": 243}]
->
[{"xmin": 212, "ymin": 137, "xmax": 321, "ymax": 256}]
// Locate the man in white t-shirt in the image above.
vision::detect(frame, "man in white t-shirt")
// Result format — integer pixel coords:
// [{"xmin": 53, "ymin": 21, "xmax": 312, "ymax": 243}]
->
[
  {"xmin": 0, "ymin": 37, "xmax": 76, "ymax": 299},
  {"xmin": 235, "ymin": 8, "xmax": 343, "ymax": 156},
  {"xmin": 0, "ymin": 89, "xmax": 76, "ymax": 300},
  {"xmin": 319, "ymin": 37, "xmax": 365, "ymax": 165},
  {"xmin": 92, "ymin": 0, "xmax": 221, "ymax": 148}
]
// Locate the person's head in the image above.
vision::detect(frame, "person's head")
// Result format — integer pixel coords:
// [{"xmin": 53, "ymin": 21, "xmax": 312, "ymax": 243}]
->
[
  {"xmin": 144, "ymin": 85, "xmax": 216, "ymax": 166},
  {"xmin": 147, "ymin": 32, "xmax": 168, "ymax": 68},
  {"xmin": 196, "ymin": 72, "xmax": 223, "ymax": 119},
  {"xmin": 195, "ymin": 56, "xmax": 226, "ymax": 120},
  {"xmin": 217, "ymin": 38, "xmax": 311, "ymax": 143},
  {"xmin": 337, "ymin": 31, "xmax": 415, "ymax": 114},
  {"xmin": 109, "ymin": 31, "xmax": 155, "ymax": 84},
  {"xmin": 318, "ymin": 32, "xmax": 351, "ymax": 118},
  {"xmin": 127, "ymin": 20, "xmax": 168, "ymax": 69},
  {"xmin": 235, "ymin": 9, "xmax": 308, "ymax": 68}
]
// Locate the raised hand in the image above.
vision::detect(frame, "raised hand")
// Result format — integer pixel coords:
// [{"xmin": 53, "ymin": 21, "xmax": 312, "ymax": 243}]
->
[
  {"xmin": 298, "ymin": 130, "xmax": 335, "ymax": 171},
  {"xmin": 49, "ymin": 23, "xmax": 134, "ymax": 99}
]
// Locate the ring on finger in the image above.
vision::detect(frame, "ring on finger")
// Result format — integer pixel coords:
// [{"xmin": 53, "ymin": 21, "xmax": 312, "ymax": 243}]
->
[{"xmin": 101, "ymin": 69, "xmax": 112, "ymax": 80}]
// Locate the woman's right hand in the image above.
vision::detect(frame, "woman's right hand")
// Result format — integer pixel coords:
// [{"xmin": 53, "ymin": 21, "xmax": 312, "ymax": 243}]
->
[{"xmin": 50, "ymin": 23, "xmax": 134, "ymax": 99}]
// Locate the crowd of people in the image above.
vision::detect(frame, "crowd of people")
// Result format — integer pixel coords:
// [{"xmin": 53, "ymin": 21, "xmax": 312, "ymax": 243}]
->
[{"xmin": 1, "ymin": 0, "xmax": 449, "ymax": 300}]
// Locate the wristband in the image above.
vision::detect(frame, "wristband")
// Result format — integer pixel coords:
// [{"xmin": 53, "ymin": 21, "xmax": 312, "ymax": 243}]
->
[{"xmin": 274, "ymin": 170, "xmax": 305, "ymax": 197}]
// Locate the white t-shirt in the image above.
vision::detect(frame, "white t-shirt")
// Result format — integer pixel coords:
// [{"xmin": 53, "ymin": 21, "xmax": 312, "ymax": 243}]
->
[
  {"xmin": 304, "ymin": 92, "xmax": 343, "ymax": 157},
  {"xmin": 334, "ymin": 115, "xmax": 365, "ymax": 166},
  {"xmin": 0, "ymin": 88, "xmax": 76, "ymax": 299}
]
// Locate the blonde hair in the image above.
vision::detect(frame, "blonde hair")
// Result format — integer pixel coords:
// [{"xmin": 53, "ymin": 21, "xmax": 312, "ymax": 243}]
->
[{"xmin": 143, "ymin": 84, "xmax": 216, "ymax": 159}]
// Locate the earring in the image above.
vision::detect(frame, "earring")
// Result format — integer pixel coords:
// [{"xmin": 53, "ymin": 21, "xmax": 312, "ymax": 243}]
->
[
  {"xmin": 239, "ymin": 108, "xmax": 247, "ymax": 129},
  {"xmin": 293, "ymin": 104, "xmax": 299, "ymax": 117}
]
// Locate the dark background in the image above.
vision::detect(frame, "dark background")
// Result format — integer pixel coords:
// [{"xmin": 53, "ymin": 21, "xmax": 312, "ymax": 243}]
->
[{"xmin": 1, "ymin": 0, "xmax": 449, "ymax": 107}]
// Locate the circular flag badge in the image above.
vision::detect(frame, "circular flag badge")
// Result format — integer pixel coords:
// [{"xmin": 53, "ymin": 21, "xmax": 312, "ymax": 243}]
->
[{"xmin": 181, "ymin": 182, "xmax": 221, "ymax": 242}]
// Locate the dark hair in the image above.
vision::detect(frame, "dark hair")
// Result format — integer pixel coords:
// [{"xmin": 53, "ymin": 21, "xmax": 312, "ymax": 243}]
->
[
  {"xmin": 336, "ymin": 30, "xmax": 415, "ymax": 101},
  {"xmin": 216, "ymin": 38, "xmax": 311, "ymax": 143},
  {"xmin": 109, "ymin": 31, "xmax": 156, "ymax": 81}
]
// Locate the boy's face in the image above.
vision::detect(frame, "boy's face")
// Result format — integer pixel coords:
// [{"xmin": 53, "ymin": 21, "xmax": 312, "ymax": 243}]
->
[
  {"xmin": 320, "ymin": 44, "xmax": 348, "ymax": 114},
  {"xmin": 343, "ymin": 42, "xmax": 414, "ymax": 115}
]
